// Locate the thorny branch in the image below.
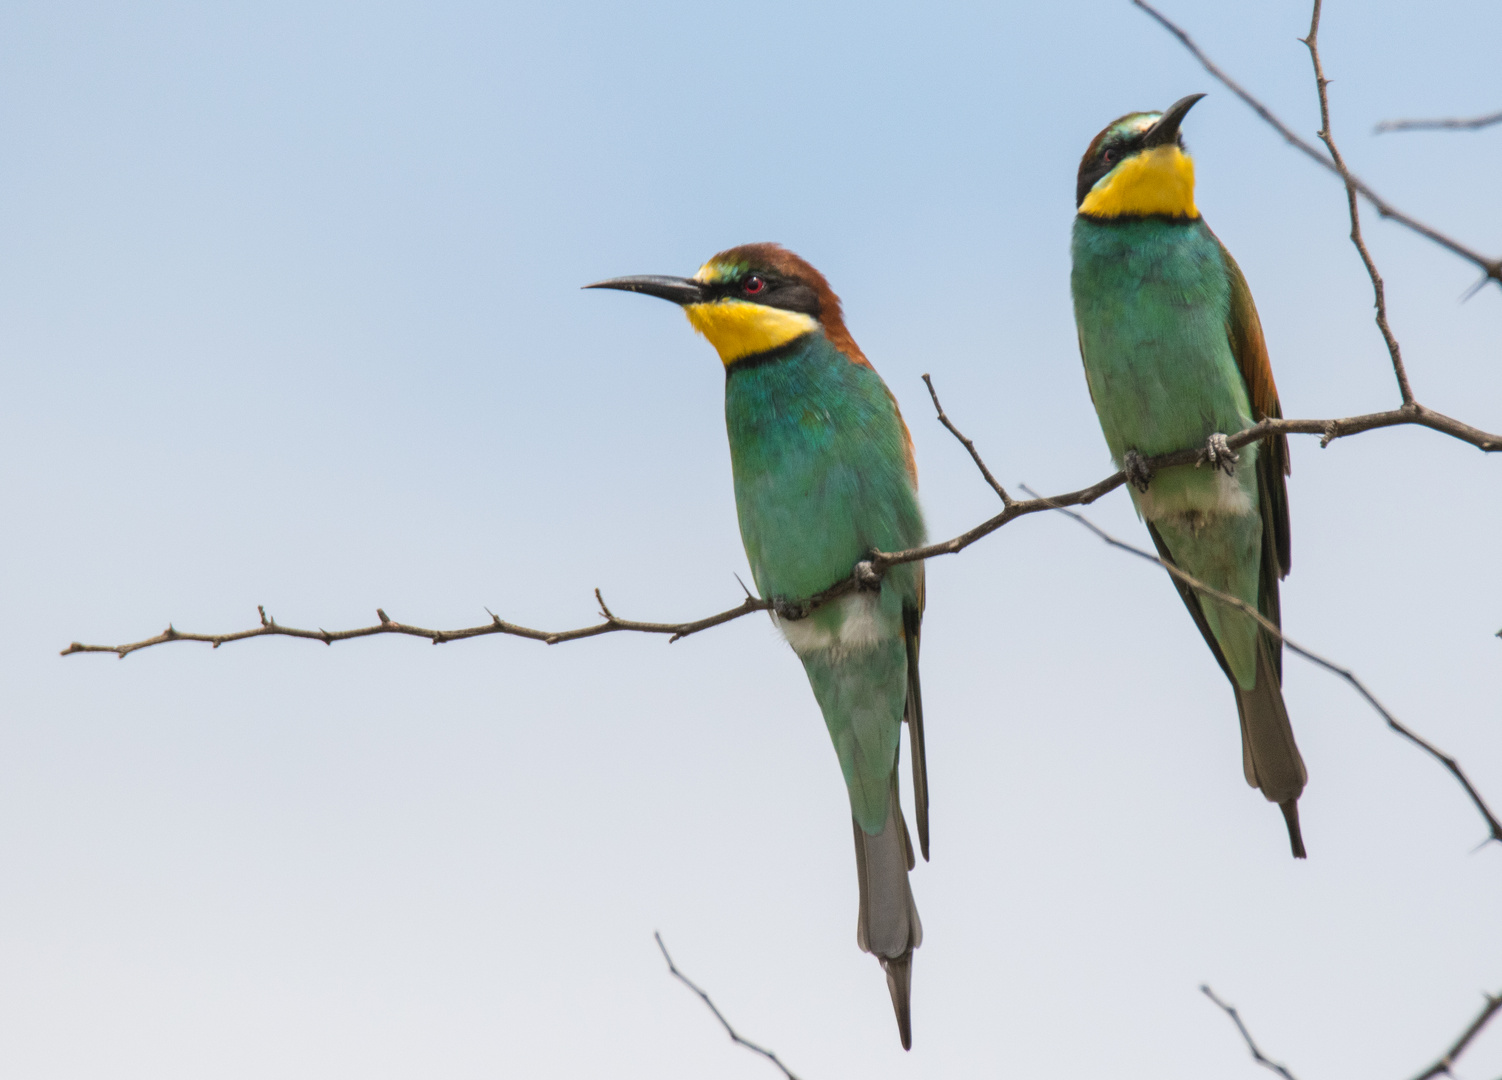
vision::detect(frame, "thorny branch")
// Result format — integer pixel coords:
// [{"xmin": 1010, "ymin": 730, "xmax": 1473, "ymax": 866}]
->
[
  {"xmin": 59, "ymin": 400, "xmax": 1499, "ymax": 660},
  {"xmin": 1201, "ymin": 986, "xmax": 1300, "ymax": 1080},
  {"xmin": 1202, "ymin": 983, "xmax": 1502, "ymax": 1080},
  {"xmin": 1301, "ymin": 0, "xmax": 1412, "ymax": 403},
  {"xmin": 1132, "ymin": 0, "xmax": 1502, "ymax": 289},
  {"xmin": 654, "ymin": 933, "xmax": 802, "ymax": 1080},
  {"xmin": 1377, "ymin": 109, "xmax": 1502, "ymax": 134},
  {"xmin": 62, "ymin": 595, "xmax": 779, "ymax": 658}
]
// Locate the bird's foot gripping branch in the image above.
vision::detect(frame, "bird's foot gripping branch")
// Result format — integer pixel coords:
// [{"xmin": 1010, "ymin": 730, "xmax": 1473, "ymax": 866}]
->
[
  {"xmin": 1122, "ymin": 449, "xmax": 1155, "ymax": 492},
  {"xmin": 1199, "ymin": 433, "xmax": 1239, "ymax": 474}
]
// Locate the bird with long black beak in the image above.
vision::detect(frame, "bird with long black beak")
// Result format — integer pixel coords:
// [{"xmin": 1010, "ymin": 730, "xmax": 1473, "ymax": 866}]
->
[
  {"xmin": 589, "ymin": 244, "xmax": 929, "ymax": 1049},
  {"xmin": 1072, "ymin": 94, "xmax": 1308, "ymax": 857}
]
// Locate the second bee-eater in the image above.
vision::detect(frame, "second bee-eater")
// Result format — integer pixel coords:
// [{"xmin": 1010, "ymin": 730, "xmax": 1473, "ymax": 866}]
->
[
  {"xmin": 1070, "ymin": 95, "xmax": 1308, "ymax": 858},
  {"xmin": 588, "ymin": 244, "xmax": 928, "ymax": 1048}
]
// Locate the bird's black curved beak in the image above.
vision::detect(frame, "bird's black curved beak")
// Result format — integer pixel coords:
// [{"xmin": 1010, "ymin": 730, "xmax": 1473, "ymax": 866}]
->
[
  {"xmin": 1143, "ymin": 93, "xmax": 1205, "ymax": 148},
  {"xmin": 583, "ymin": 275, "xmax": 707, "ymax": 306}
]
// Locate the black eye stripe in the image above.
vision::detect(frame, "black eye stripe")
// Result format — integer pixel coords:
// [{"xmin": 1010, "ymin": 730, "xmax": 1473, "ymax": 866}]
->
[{"xmin": 697, "ymin": 276, "xmax": 820, "ymax": 317}]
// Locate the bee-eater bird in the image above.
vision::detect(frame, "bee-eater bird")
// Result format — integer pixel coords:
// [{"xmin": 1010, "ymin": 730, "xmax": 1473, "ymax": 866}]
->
[
  {"xmin": 1070, "ymin": 95, "xmax": 1308, "ymax": 858},
  {"xmin": 588, "ymin": 244, "xmax": 927, "ymax": 1048}
]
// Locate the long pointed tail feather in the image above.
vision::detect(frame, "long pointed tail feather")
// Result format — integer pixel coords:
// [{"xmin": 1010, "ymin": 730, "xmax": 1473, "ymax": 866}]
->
[
  {"xmin": 881, "ymin": 954, "xmax": 913, "ymax": 1051},
  {"xmin": 1235, "ymin": 636, "xmax": 1308, "ymax": 858},
  {"xmin": 852, "ymin": 776, "xmax": 921, "ymax": 1050}
]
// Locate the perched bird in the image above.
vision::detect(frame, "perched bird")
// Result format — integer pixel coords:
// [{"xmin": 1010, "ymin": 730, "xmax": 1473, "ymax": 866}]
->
[
  {"xmin": 1070, "ymin": 95, "xmax": 1308, "ymax": 858},
  {"xmin": 588, "ymin": 244, "xmax": 928, "ymax": 1048}
]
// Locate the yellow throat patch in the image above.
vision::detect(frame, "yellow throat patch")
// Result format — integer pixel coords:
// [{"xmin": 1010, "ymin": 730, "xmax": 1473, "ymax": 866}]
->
[
  {"xmin": 1079, "ymin": 144, "xmax": 1198, "ymax": 219},
  {"xmin": 683, "ymin": 300, "xmax": 819, "ymax": 365}
]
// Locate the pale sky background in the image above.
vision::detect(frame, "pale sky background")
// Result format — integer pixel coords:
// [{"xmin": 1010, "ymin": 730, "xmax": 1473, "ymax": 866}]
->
[{"xmin": 1, "ymin": 1, "xmax": 1499, "ymax": 1077}]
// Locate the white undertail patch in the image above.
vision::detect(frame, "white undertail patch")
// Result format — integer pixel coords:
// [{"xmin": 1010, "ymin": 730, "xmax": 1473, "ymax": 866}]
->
[
  {"xmin": 775, "ymin": 591, "xmax": 886, "ymax": 660},
  {"xmin": 1138, "ymin": 467, "xmax": 1254, "ymax": 530}
]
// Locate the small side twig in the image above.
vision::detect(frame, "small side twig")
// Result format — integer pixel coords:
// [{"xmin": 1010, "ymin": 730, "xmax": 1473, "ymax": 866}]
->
[
  {"xmin": 1201, "ymin": 985, "xmax": 1300, "ymax": 1080},
  {"xmin": 1301, "ymin": 0, "xmax": 1413, "ymax": 403},
  {"xmin": 1377, "ymin": 109, "xmax": 1502, "ymax": 134},
  {"xmin": 654, "ymin": 932, "xmax": 802, "ymax": 1080},
  {"xmin": 923, "ymin": 373, "xmax": 1013, "ymax": 503}
]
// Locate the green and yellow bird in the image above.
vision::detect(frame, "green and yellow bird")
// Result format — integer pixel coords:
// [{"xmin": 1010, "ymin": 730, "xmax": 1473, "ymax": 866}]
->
[
  {"xmin": 1070, "ymin": 95, "xmax": 1308, "ymax": 857},
  {"xmin": 588, "ymin": 244, "xmax": 928, "ymax": 1048}
]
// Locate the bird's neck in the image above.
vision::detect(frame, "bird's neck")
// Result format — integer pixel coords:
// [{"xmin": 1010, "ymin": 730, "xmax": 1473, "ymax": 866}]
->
[
  {"xmin": 684, "ymin": 299, "xmax": 821, "ymax": 365},
  {"xmin": 1079, "ymin": 145, "xmax": 1199, "ymax": 221}
]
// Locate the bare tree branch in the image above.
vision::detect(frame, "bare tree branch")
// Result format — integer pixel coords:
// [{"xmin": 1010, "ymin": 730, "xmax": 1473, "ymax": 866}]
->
[
  {"xmin": 60, "ymin": 397, "xmax": 1500, "ymax": 660},
  {"xmin": 1377, "ymin": 110, "xmax": 1502, "ymax": 134},
  {"xmin": 1301, "ymin": 0, "xmax": 1413, "ymax": 402},
  {"xmin": 1407, "ymin": 990, "xmax": 1502, "ymax": 1080},
  {"xmin": 1131, "ymin": 0, "xmax": 1502, "ymax": 289},
  {"xmin": 1201, "ymin": 985, "xmax": 1300, "ymax": 1080},
  {"xmin": 654, "ymin": 932, "xmax": 802, "ymax": 1080},
  {"xmin": 60, "ymin": 594, "xmax": 782, "ymax": 658},
  {"xmin": 1017, "ymin": 483, "xmax": 1502, "ymax": 847}
]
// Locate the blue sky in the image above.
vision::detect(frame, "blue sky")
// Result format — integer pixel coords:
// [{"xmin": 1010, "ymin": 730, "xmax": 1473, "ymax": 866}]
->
[{"xmin": 1, "ymin": 1, "xmax": 1499, "ymax": 1076}]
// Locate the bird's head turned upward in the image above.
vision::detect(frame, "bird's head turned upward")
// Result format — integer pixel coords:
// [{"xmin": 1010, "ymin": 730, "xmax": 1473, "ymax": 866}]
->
[
  {"xmin": 1076, "ymin": 93, "xmax": 1205, "ymax": 221},
  {"xmin": 585, "ymin": 242, "xmax": 868, "ymax": 367}
]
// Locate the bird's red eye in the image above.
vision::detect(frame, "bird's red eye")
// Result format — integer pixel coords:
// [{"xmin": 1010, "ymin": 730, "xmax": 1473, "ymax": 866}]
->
[
  {"xmin": 743, "ymin": 275, "xmax": 765, "ymax": 295},
  {"xmin": 1103, "ymin": 149, "xmax": 1117, "ymax": 164}
]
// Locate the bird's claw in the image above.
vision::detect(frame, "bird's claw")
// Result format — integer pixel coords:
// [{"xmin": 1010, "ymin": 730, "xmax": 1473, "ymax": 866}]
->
[
  {"xmin": 1123, "ymin": 449, "xmax": 1153, "ymax": 492},
  {"xmin": 853, "ymin": 560, "xmax": 883, "ymax": 591},
  {"xmin": 772, "ymin": 596, "xmax": 810, "ymax": 621},
  {"xmin": 1200, "ymin": 432, "xmax": 1239, "ymax": 475}
]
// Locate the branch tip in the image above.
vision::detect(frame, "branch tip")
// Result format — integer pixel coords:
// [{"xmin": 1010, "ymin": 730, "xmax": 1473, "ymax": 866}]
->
[{"xmin": 655, "ymin": 932, "xmax": 801, "ymax": 1080}]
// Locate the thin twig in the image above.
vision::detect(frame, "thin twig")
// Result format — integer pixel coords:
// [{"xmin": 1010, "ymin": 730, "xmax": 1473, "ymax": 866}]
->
[
  {"xmin": 1377, "ymin": 110, "xmax": 1502, "ymax": 134},
  {"xmin": 1301, "ymin": 0, "xmax": 1414, "ymax": 403},
  {"xmin": 1201, "ymin": 986, "xmax": 1300, "ymax": 1080},
  {"xmin": 1132, "ymin": 0, "xmax": 1502, "ymax": 288},
  {"xmin": 1407, "ymin": 989, "xmax": 1502, "ymax": 1080},
  {"xmin": 60, "ymin": 399, "xmax": 1500, "ymax": 659},
  {"xmin": 922, "ymin": 373, "xmax": 1013, "ymax": 502},
  {"xmin": 654, "ymin": 932, "xmax": 802, "ymax": 1080},
  {"xmin": 1018, "ymin": 483, "xmax": 1502, "ymax": 847}
]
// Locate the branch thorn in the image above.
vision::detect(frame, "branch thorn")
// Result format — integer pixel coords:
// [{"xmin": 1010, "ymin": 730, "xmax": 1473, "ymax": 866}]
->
[{"xmin": 595, "ymin": 588, "xmax": 617, "ymax": 622}]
